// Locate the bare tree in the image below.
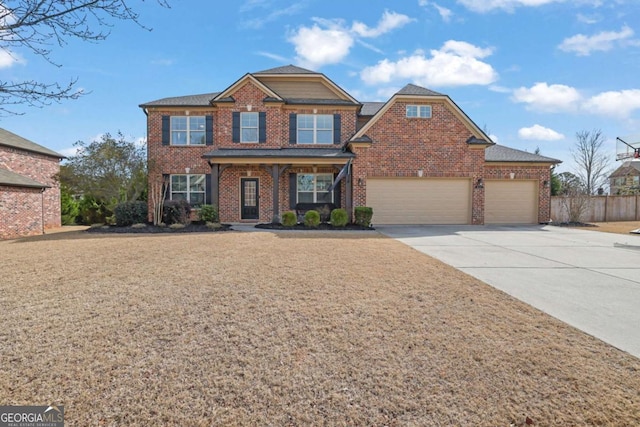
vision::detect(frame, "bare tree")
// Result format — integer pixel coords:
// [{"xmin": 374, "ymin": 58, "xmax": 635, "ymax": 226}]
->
[
  {"xmin": 0, "ymin": 0, "xmax": 168, "ymax": 114},
  {"xmin": 571, "ymin": 129, "xmax": 610, "ymax": 195}
]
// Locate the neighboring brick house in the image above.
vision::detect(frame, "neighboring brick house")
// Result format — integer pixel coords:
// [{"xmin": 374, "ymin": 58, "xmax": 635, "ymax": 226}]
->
[
  {"xmin": 609, "ymin": 160, "xmax": 640, "ymax": 195},
  {"xmin": 140, "ymin": 65, "xmax": 560, "ymax": 225},
  {"xmin": 0, "ymin": 128, "xmax": 63, "ymax": 239}
]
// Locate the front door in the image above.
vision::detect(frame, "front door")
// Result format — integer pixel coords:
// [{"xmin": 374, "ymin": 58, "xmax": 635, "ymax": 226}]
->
[{"xmin": 241, "ymin": 178, "xmax": 259, "ymax": 220}]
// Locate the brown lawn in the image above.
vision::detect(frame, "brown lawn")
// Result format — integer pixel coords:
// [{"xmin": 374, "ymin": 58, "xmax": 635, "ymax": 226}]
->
[
  {"xmin": 1, "ymin": 229, "xmax": 639, "ymax": 426},
  {"xmin": 587, "ymin": 221, "xmax": 640, "ymax": 235}
]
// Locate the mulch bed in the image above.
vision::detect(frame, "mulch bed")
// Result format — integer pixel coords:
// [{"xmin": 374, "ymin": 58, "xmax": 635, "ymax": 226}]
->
[
  {"xmin": 255, "ymin": 222, "xmax": 374, "ymax": 231},
  {"xmin": 86, "ymin": 222, "xmax": 232, "ymax": 234}
]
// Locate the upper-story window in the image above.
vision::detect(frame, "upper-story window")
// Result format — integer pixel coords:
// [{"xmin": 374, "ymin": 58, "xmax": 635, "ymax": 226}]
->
[
  {"xmin": 406, "ymin": 105, "xmax": 432, "ymax": 119},
  {"xmin": 171, "ymin": 116, "xmax": 205, "ymax": 145},
  {"xmin": 241, "ymin": 112, "xmax": 258, "ymax": 143},
  {"xmin": 297, "ymin": 114, "xmax": 333, "ymax": 144}
]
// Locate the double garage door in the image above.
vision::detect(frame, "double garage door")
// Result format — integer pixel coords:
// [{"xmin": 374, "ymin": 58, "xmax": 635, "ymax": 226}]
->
[{"xmin": 366, "ymin": 178, "xmax": 538, "ymax": 225}]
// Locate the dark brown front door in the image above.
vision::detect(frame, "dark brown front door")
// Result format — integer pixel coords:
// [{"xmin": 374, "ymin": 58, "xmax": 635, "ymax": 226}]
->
[{"xmin": 241, "ymin": 178, "xmax": 259, "ymax": 220}]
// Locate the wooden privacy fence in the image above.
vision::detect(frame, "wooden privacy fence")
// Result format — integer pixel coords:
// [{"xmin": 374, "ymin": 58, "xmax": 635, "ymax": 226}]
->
[{"xmin": 550, "ymin": 195, "xmax": 640, "ymax": 223}]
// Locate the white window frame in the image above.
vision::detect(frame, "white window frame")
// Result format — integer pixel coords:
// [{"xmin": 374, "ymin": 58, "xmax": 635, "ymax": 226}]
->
[
  {"xmin": 406, "ymin": 105, "xmax": 432, "ymax": 118},
  {"xmin": 296, "ymin": 173, "xmax": 334, "ymax": 203},
  {"xmin": 240, "ymin": 112, "xmax": 259, "ymax": 143},
  {"xmin": 297, "ymin": 114, "xmax": 333, "ymax": 144},
  {"xmin": 171, "ymin": 116, "xmax": 206, "ymax": 145},
  {"xmin": 170, "ymin": 174, "xmax": 206, "ymax": 207}
]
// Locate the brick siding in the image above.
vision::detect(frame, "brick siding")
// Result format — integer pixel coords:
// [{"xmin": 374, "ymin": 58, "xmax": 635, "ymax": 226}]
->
[{"xmin": 0, "ymin": 146, "xmax": 61, "ymax": 239}]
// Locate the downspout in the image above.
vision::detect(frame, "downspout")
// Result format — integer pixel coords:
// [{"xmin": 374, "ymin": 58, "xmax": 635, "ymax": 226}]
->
[{"xmin": 41, "ymin": 187, "xmax": 46, "ymax": 235}]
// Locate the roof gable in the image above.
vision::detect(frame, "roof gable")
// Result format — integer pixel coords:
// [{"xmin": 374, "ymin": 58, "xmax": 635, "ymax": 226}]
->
[
  {"xmin": 0, "ymin": 128, "xmax": 63, "ymax": 158},
  {"xmin": 352, "ymin": 84, "xmax": 492, "ymax": 144},
  {"xmin": 609, "ymin": 160, "xmax": 640, "ymax": 178},
  {"xmin": 253, "ymin": 64, "xmax": 318, "ymax": 75},
  {"xmin": 212, "ymin": 73, "xmax": 282, "ymax": 103}
]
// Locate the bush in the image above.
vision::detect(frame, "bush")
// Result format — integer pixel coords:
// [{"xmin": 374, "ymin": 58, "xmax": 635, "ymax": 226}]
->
[
  {"xmin": 77, "ymin": 195, "xmax": 110, "ymax": 225},
  {"xmin": 330, "ymin": 208, "xmax": 348, "ymax": 227},
  {"xmin": 114, "ymin": 201, "xmax": 148, "ymax": 226},
  {"xmin": 315, "ymin": 204, "xmax": 332, "ymax": 222},
  {"xmin": 281, "ymin": 211, "xmax": 297, "ymax": 227},
  {"xmin": 198, "ymin": 204, "xmax": 219, "ymax": 223},
  {"xmin": 304, "ymin": 210, "xmax": 321, "ymax": 228},
  {"xmin": 163, "ymin": 199, "xmax": 192, "ymax": 225},
  {"xmin": 354, "ymin": 206, "xmax": 373, "ymax": 227},
  {"xmin": 60, "ymin": 188, "xmax": 79, "ymax": 225}
]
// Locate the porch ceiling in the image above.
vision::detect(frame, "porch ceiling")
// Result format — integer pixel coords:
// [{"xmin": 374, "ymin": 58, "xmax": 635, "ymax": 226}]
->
[{"xmin": 202, "ymin": 148, "xmax": 353, "ymax": 165}]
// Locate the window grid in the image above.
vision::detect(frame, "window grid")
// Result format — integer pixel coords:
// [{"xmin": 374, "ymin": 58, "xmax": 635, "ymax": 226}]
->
[
  {"xmin": 406, "ymin": 105, "xmax": 432, "ymax": 118},
  {"xmin": 297, "ymin": 114, "xmax": 333, "ymax": 144},
  {"xmin": 297, "ymin": 173, "xmax": 334, "ymax": 203},
  {"xmin": 171, "ymin": 116, "xmax": 205, "ymax": 145},
  {"xmin": 241, "ymin": 112, "xmax": 258, "ymax": 143},
  {"xmin": 171, "ymin": 174, "xmax": 206, "ymax": 207}
]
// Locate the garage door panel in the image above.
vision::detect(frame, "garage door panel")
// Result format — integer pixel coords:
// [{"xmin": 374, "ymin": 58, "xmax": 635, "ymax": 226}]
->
[
  {"xmin": 366, "ymin": 178, "xmax": 471, "ymax": 224},
  {"xmin": 485, "ymin": 180, "xmax": 537, "ymax": 224}
]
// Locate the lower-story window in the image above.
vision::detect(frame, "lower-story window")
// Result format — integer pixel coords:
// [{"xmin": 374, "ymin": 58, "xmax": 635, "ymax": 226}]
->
[
  {"xmin": 170, "ymin": 174, "xmax": 205, "ymax": 207},
  {"xmin": 297, "ymin": 173, "xmax": 333, "ymax": 203}
]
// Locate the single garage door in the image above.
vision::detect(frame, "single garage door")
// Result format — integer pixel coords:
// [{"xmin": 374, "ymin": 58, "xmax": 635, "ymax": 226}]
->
[
  {"xmin": 485, "ymin": 180, "xmax": 538, "ymax": 224},
  {"xmin": 366, "ymin": 178, "xmax": 471, "ymax": 224}
]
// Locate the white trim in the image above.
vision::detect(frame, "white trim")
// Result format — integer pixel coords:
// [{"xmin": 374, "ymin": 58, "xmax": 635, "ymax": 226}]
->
[
  {"xmin": 240, "ymin": 112, "xmax": 259, "ymax": 143},
  {"xmin": 170, "ymin": 116, "xmax": 206, "ymax": 146},
  {"xmin": 297, "ymin": 114, "xmax": 333, "ymax": 145}
]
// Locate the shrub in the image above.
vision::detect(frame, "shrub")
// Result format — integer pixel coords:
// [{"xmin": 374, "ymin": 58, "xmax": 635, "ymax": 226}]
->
[
  {"xmin": 330, "ymin": 208, "xmax": 348, "ymax": 227},
  {"xmin": 163, "ymin": 199, "xmax": 192, "ymax": 225},
  {"xmin": 315, "ymin": 204, "xmax": 332, "ymax": 222},
  {"xmin": 77, "ymin": 195, "xmax": 110, "ymax": 225},
  {"xmin": 114, "ymin": 201, "xmax": 148, "ymax": 226},
  {"xmin": 281, "ymin": 211, "xmax": 297, "ymax": 227},
  {"xmin": 354, "ymin": 206, "xmax": 373, "ymax": 227},
  {"xmin": 304, "ymin": 210, "xmax": 321, "ymax": 228},
  {"xmin": 198, "ymin": 204, "xmax": 219, "ymax": 223},
  {"xmin": 60, "ymin": 188, "xmax": 79, "ymax": 225}
]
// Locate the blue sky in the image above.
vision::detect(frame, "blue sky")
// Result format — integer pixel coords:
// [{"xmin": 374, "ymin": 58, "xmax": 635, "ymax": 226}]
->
[{"xmin": 3, "ymin": 0, "xmax": 640, "ymax": 175}]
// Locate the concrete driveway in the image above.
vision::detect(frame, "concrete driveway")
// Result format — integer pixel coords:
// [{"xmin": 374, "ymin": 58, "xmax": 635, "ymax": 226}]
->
[{"xmin": 377, "ymin": 224, "xmax": 640, "ymax": 358}]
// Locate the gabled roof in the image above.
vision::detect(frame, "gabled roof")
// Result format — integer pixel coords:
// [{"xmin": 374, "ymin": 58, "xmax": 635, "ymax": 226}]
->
[
  {"xmin": 351, "ymin": 83, "xmax": 493, "ymax": 145},
  {"xmin": 139, "ymin": 92, "xmax": 220, "ymax": 107},
  {"xmin": 609, "ymin": 160, "xmax": 640, "ymax": 178},
  {"xmin": 485, "ymin": 145, "xmax": 561, "ymax": 164},
  {"xmin": 0, "ymin": 167, "xmax": 48, "ymax": 188},
  {"xmin": 360, "ymin": 102, "xmax": 385, "ymax": 116},
  {"xmin": 253, "ymin": 64, "xmax": 318, "ymax": 75},
  {"xmin": 212, "ymin": 73, "xmax": 281, "ymax": 103},
  {"xmin": 0, "ymin": 128, "xmax": 63, "ymax": 158}
]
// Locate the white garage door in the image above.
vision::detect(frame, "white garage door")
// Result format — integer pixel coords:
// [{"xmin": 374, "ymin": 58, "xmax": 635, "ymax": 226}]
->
[
  {"xmin": 485, "ymin": 180, "xmax": 538, "ymax": 224},
  {"xmin": 366, "ymin": 178, "xmax": 471, "ymax": 224}
]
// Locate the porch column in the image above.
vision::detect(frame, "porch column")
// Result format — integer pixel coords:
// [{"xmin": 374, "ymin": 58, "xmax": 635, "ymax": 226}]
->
[
  {"xmin": 271, "ymin": 165, "xmax": 280, "ymax": 223},
  {"xmin": 346, "ymin": 165, "xmax": 353, "ymax": 222},
  {"xmin": 209, "ymin": 163, "xmax": 219, "ymax": 208}
]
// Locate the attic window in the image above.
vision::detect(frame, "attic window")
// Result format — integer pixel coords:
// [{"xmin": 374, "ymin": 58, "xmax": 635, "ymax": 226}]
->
[{"xmin": 406, "ymin": 105, "xmax": 431, "ymax": 118}]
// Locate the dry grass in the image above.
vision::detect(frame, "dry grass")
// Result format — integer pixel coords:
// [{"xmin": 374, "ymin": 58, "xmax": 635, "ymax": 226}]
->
[
  {"xmin": 1, "ymin": 229, "xmax": 639, "ymax": 426},
  {"xmin": 587, "ymin": 221, "xmax": 640, "ymax": 235}
]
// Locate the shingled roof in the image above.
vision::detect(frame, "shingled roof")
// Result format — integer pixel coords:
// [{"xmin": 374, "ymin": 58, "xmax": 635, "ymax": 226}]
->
[
  {"xmin": 139, "ymin": 92, "xmax": 220, "ymax": 108},
  {"xmin": 0, "ymin": 128, "xmax": 63, "ymax": 158},
  {"xmin": 0, "ymin": 168, "xmax": 48, "ymax": 188},
  {"xmin": 203, "ymin": 147, "xmax": 354, "ymax": 159},
  {"xmin": 485, "ymin": 144, "xmax": 561, "ymax": 163},
  {"xmin": 396, "ymin": 84, "xmax": 444, "ymax": 97},
  {"xmin": 609, "ymin": 160, "xmax": 640, "ymax": 178},
  {"xmin": 253, "ymin": 64, "xmax": 318, "ymax": 74}
]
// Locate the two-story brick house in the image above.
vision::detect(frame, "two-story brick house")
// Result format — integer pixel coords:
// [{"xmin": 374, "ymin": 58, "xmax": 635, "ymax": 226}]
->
[
  {"xmin": 141, "ymin": 65, "xmax": 560, "ymax": 225},
  {"xmin": 0, "ymin": 128, "xmax": 63, "ymax": 239}
]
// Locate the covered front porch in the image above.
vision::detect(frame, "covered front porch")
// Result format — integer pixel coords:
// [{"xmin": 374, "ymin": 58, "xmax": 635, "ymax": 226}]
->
[{"xmin": 203, "ymin": 148, "xmax": 354, "ymax": 223}]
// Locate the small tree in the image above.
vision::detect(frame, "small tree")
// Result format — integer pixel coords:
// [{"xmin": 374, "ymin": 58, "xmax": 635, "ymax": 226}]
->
[
  {"xmin": 571, "ymin": 129, "xmax": 610, "ymax": 195},
  {"xmin": 556, "ymin": 172, "xmax": 589, "ymax": 223}
]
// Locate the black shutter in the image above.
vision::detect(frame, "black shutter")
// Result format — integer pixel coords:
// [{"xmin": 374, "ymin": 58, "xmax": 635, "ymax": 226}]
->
[
  {"xmin": 162, "ymin": 174, "xmax": 171, "ymax": 200},
  {"xmin": 162, "ymin": 116, "xmax": 170, "ymax": 145},
  {"xmin": 333, "ymin": 114, "xmax": 341, "ymax": 144},
  {"xmin": 205, "ymin": 116, "xmax": 213, "ymax": 146},
  {"xmin": 333, "ymin": 172, "xmax": 342, "ymax": 208},
  {"xmin": 289, "ymin": 113, "xmax": 297, "ymax": 145},
  {"xmin": 289, "ymin": 173, "xmax": 297, "ymax": 209},
  {"xmin": 258, "ymin": 112, "xmax": 266, "ymax": 143},
  {"xmin": 205, "ymin": 174, "xmax": 212, "ymax": 205},
  {"xmin": 232, "ymin": 112, "xmax": 240, "ymax": 143}
]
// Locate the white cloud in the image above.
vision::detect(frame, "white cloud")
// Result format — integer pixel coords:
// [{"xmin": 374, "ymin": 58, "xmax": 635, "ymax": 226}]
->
[
  {"xmin": 518, "ymin": 124, "xmax": 565, "ymax": 141},
  {"xmin": 288, "ymin": 19, "xmax": 354, "ymax": 69},
  {"xmin": 576, "ymin": 13, "xmax": 599, "ymax": 24},
  {"xmin": 425, "ymin": 2, "xmax": 454, "ymax": 22},
  {"xmin": 351, "ymin": 10, "xmax": 414, "ymax": 38},
  {"xmin": 457, "ymin": 0, "xmax": 564, "ymax": 13},
  {"xmin": 0, "ymin": 48, "xmax": 24, "ymax": 68},
  {"xmin": 583, "ymin": 89, "xmax": 640, "ymax": 118},
  {"xmin": 489, "ymin": 134, "xmax": 499, "ymax": 143},
  {"xmin": 558, "ymin": 25, "xmax": 636, "ymax": 56},
  {"xmin": 512, "ymin": 82, "xmax": 582, "ymax": 112},
  {"xmin": 288, "ymin": 10, "xmax": 411, "ymax": 69},
  {"xmin": 360, "ymin": 41, "xmax": 497, "ymax": 87}
]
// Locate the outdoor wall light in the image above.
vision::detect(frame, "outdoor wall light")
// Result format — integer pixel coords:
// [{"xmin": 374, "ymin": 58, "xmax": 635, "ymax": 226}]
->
[
  {"xmin": 543, "ymin": 180, "xmax": 549, "ymax": 188},
  {"xmin": 358, "ymin": 178, "xmax": 364, "ymax": 186},
  {"xmin": 475, "ymin": 178, "xmax": 484, "ymax": 189}
]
